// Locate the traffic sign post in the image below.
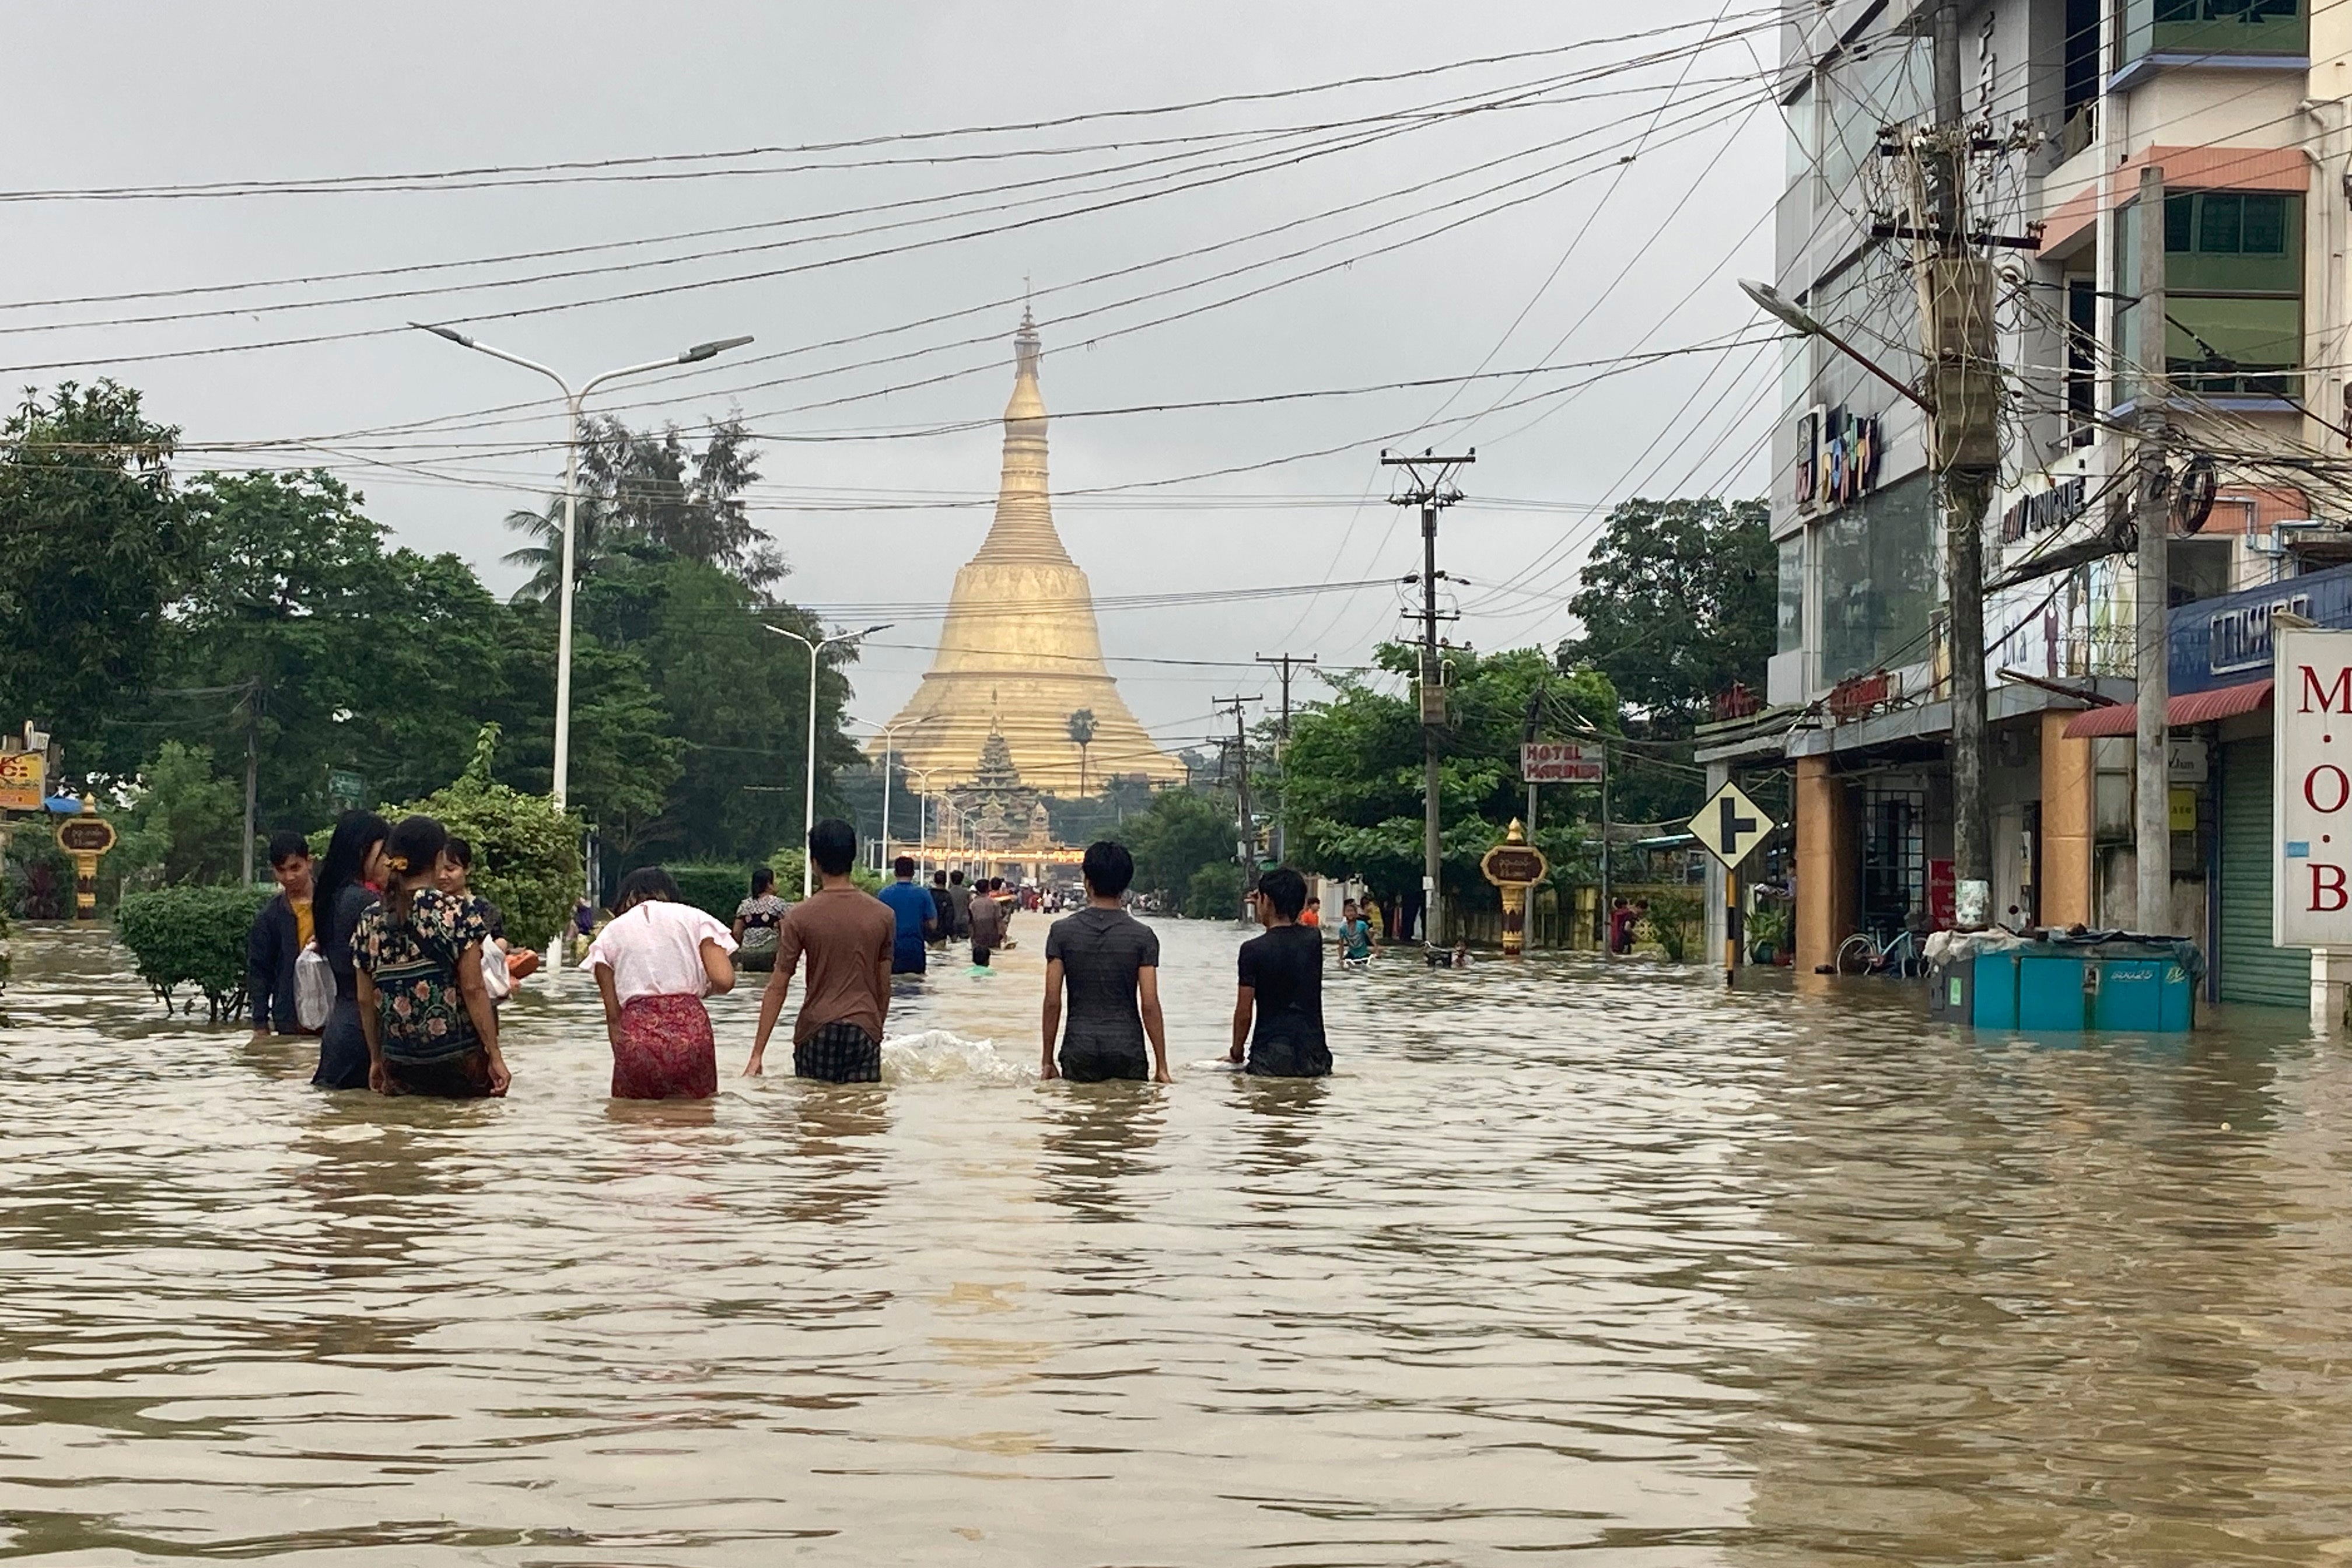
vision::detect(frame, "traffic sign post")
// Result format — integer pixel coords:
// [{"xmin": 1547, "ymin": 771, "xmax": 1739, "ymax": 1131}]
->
[{"xmin": 1688, "ymin": 781, "xmax": 1778, "ymax": 988}]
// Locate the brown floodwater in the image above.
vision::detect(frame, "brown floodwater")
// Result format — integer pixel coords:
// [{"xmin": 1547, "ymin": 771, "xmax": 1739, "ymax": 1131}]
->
[{"xmin": 0, "ymin": 916, "xmax": 2344, "ymax": 1565}]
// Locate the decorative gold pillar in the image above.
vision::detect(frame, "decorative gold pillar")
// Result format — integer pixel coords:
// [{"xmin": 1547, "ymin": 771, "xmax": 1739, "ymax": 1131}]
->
[
  {"xmin": 55, "ymin": 795, "xmax": 116, "ymax": 921},
  {"xmin": 1479, "ymin": 819, "xmax": 1550, "ymax": 957}
]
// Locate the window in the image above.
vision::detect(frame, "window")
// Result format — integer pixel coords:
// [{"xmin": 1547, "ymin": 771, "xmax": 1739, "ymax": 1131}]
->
[
  {"xmin": 2065, "ymin": 276, "xmax": 2098, "ymax": 433},
  {"xmin": 1817, "ymin": 474, "xmax": 1938, "ymax": 688},
  {"xmin": 2115, "ymin": 190, "xmax": 2301, "ymax": 400},
  {"xmin": 2122, "ymin": 0, "xmax": 2305, "ymax": 67},
  {"xmin": 1778, "ymin": 536, "xmax": 1805, "ymax": 656},
  {"xmin": 1819, "ymin": 34, "xmax": 1931, "ymax": 196}
]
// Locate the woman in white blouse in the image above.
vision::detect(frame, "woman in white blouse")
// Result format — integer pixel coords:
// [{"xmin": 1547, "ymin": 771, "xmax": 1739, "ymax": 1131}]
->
[{"xmin": 586, "ymin": 868, "xmax": 738, "ymax": 1099}]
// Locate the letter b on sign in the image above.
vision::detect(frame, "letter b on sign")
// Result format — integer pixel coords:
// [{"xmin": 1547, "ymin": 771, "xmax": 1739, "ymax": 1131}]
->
[{"xmin": 2316, "ymin": 865, "xmax": 2350, "ymax": 913}]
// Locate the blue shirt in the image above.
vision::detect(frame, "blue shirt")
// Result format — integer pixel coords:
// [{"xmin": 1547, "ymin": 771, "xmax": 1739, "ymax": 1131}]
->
[{"xmin": 878, "ymin": 880, "xmax": 935, "ymax": 963}]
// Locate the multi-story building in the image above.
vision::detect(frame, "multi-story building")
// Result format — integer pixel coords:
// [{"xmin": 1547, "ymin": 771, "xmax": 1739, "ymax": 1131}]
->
[{"xmin": 1703, "ymin": 0, "xmax": 2348, "ymax": 1005}]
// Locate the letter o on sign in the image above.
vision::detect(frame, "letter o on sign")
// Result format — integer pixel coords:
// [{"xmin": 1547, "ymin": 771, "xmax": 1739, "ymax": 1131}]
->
[{"xmin": 2309, "ymin": 765, "xmax": 2352, "ymax": 814}]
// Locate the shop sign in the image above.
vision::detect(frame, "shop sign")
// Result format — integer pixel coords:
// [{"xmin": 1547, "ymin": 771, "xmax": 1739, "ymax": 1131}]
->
[
  {"xmin": 1929, "ymin": 859, "xmax": 1955, "ymax": 929},
  {"xmin": 0, "ymin": 751, "xmax": 42, "ymax": 811},
  {"xmin": 1793, "ymin": 405, "xmax": 1881, "ymax": 508},
  {"xmin": 2170, "ymin": 788, "xmax": 2199, "ymax": 834},
  {"xmin": 1826, "ymin": 669, "xmax": 1892, "ymax": 722},
  {"xmin": 1520, "ymin": 742, "xmax": 1604, "ymax": 784},
  {"xmin": 2168, "ymin": 739, "xmax": 2207, "ymax": 783},
  {"xmin": 1999, "ymin": 475, "xmax": 2087, "ymax": 544},
  {"xmin": 2273, "ymin": 628, "xmax": 2352, "ymax": 946},
  {"xmin": 2208, "ymin": 591, "xmax": 2311, "ymax": 678},
  {"xmin": 55, "ymin": 814, "xmax": 115, "ymax": 855}
]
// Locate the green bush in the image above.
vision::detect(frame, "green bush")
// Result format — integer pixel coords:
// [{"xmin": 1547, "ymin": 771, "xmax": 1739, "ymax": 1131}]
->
[
  {"xmin": 762, "ymin": 846, "xmax": 882, "ymax": 897},
  {"xmin": 398, "ymin": 726, "xmax": 583, "ymax": 952},
  {"xmin": 116, "ymin": 884, "xmax": 271, "ymax": 1020},
  {"xmin": 1645, "ymin": 892, "xmax": 1703, "ymax": 963},
  {"xmin": 1184, "ymin": 862, "xmax": 1245, "ymax": 921},
  {"xmin": 668, "ymin": 861, "xmax": 751, "ymax": 922}
]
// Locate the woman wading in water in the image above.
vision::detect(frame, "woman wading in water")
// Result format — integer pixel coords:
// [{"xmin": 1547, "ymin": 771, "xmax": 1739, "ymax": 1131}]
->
[
  {"xmin": 310, "ymin": 810, "xmax": 389, "ymax": 1090},
  {"xmin": 587, "ymin": 867, "xmax": 737, "ymax": 1099},
  {"xmin": 352, "ymin": 815, "xmax": 511, "ymax": 1098}
]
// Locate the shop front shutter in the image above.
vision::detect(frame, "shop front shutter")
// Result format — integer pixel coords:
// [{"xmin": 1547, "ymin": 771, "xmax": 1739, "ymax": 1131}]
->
[{"xmin": 2219, "ymin": 737, "xmax": 2306, "ymax": 1007}]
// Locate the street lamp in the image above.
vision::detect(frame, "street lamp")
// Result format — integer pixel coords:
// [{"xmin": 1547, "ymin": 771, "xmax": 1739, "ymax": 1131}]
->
[
  {"xmin": 906, "ymin": 765, "xmax": 940, "ymax": 877},
  {"xmin": 1738, "ymin": 281, "xmax": 1932, "ymax": 412},
  {"xmin": 765, "ymin": 622, "xmax": 891, "ymax": 897},
  {"xmin": 865, "ymin": 713, "xmax": 942, "ymax": 871},
  {"xmin": 412, "ymin": 323, "xmax": 752, "ymax": 974}
]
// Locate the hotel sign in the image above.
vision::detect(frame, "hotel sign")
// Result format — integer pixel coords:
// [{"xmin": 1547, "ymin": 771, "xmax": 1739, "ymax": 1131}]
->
[{"xmin": 1521, "ymin": 742, "xmax": 1604, "ymax": 784}]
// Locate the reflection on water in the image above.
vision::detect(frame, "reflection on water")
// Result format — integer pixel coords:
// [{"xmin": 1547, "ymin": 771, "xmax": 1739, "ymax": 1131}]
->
[{"xmin": 2, "ymin": 920, "xmax": 2347, "ymax": 1563}]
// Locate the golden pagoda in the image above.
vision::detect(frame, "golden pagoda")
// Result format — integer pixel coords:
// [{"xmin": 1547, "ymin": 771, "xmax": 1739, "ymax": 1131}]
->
[{"xmin": 875, "ymin": 313, "xmax": 1184, "ymax": 795}]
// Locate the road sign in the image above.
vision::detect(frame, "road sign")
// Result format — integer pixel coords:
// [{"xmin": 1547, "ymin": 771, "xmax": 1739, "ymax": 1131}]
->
[
  {"xmin": 328, "ymin": 768, "xmax": 365, "ymax": 808},
  {"xmin": 1521, "ymin": 741, "xmax": 1604, "ymax": 784},
  {"xmin": 1688, "ymin": 780, "xmax": 1776, "ymax": 870}
]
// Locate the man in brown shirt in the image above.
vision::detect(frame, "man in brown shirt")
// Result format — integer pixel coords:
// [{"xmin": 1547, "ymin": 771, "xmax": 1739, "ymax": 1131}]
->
[{"xmin": 746, "ymin": 819, "xmax": 896, "ymax": 1083}]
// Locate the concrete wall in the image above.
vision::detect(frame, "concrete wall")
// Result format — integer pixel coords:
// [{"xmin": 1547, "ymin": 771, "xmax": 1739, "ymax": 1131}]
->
[{"xmin": 1796, "ymin": 755, "xmax": 1859, "ymax": 970}]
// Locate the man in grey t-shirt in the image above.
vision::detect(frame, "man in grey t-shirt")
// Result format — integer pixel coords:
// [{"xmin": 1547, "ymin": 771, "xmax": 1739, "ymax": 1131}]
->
[{"xmin": 1041, "ymin": 841, "xmax": 1170, "ymax": 1083}]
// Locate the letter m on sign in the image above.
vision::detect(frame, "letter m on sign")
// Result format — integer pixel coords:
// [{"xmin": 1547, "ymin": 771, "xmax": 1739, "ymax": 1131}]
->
[{"xmin": 2302, "ymin": 664, "xmax": 2352, "ymax": 713}]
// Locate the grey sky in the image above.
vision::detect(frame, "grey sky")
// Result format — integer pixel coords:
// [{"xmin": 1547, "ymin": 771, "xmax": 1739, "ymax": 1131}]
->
[{"xmin": 0, "ymin": 2, "xmax": 1779, "ymax": 750}]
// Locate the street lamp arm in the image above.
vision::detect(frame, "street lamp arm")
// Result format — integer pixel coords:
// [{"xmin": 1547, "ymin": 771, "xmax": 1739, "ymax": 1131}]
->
[
  {"xmin": 582, "ymin": 355, "xmax": 694, "ymax": 399},
  {"xmin": 1735, "ymin": 282, "xmax": 1934, "ymax": 415}
]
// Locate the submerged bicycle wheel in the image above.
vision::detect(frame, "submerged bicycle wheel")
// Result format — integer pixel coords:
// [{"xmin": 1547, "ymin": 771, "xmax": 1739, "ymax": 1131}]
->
[{"xmin": 1834, "ymin": 934, "xmax": 1877, "ymax": 977}]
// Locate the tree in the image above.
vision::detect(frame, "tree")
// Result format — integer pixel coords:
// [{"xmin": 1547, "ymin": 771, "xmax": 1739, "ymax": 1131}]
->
[
  {"xmin": 1560, "ymin": 497, "xmax": 1773, "ymax": 726},
  {"xmin": 1125, "ymin": 788, "xmax": 1239, "ymax": 902},
  {"xmin": 1066, "ymin": 709, "xmax": 1097, "ymax": 796},
  {"xmin": 0, "ymin": 382, "xmax": 189, "ymax": 774},
  {"xmin": 502, "ymin": 415, "xmax": 776, "ymax": 600},
  {"xmin": 109, "ymin": 741, "xmax": 244, "ymax": 890},
  {"xmin": 1282, "ymin": 645, "xmax": 1615, "ymax": 910}
]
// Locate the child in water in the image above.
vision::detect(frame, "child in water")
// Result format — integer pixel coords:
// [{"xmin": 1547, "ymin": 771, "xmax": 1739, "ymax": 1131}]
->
[{"xmin": 586, "ymin": 867, "xmax": 738, "ymax": 1100}]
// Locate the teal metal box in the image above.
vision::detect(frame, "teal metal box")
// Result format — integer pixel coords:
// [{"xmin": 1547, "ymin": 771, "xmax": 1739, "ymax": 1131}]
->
[
  {"xmin": 1972, "ymin": 951, "xmax": 2020, "ymax": 1029},
  {"xmin": 2018, "ymin": 955, "xmax": 2090, "ymax": 1031}
]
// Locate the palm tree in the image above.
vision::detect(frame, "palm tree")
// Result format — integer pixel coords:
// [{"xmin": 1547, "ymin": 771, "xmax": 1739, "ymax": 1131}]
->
[{"xmin": 1066, "ymin": 708, "xmax": 1097, "ymax": 796}]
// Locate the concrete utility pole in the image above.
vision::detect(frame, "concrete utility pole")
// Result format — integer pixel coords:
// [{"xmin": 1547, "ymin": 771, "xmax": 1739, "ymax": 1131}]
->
[
  {"xmin": 1213, "ymin": 695, "xmax": 1264, "ymax": 885},
  {"xmin": 2134, "ymin": 162, "xmax": 2172, "ymax": 928},
  {"xmin": 1916, "ymin": 0, "xmax": 2001, "ymax": 925},
  {"xmin": 1255, "ymin": 652, "xmax": 1317, "ymax": 862},
  {"xmin": 1382, "ymin": 450, "xmax": 1474, "ymax": 947}
]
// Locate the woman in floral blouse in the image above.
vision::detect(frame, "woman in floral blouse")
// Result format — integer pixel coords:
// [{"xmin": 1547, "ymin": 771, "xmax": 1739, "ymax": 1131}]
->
[{"xmin": 352, "ymin": 814, "xmax": 511, "ymax": 1098}]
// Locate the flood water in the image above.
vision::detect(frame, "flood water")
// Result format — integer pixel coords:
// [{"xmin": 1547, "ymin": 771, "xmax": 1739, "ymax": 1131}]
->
[{"xmin": 2, "ymin": 915, "xmax": 2347, "ymax": 1564}]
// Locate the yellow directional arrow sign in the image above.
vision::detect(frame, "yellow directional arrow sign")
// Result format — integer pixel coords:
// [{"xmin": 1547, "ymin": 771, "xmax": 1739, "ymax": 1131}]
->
[{"xmin": 1688, "ymin": 780, "xmax": 1776, "ymax": 871}]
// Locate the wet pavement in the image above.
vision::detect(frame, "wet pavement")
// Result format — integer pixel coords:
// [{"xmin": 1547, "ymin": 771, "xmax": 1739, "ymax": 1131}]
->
[{"xmin": 0, "ymin": 916, "xmax": 2343, "ymax": 1565}]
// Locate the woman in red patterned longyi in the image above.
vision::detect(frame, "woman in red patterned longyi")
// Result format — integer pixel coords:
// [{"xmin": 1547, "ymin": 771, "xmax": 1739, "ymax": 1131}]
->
[{"xmin": 586, "ymin": 868, "xmax": 738, "ymax": 1100}]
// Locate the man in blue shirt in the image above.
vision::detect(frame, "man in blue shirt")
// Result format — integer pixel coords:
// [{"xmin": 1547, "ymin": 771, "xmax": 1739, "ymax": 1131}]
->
[{"xmin": 877, "ymin": 856, "xmax": 938, "ymax": 975}]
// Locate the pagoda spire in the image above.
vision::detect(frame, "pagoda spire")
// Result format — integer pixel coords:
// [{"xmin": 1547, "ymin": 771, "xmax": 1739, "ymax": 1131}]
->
[{"xmin": 972, "ymin": 309, "xmax": 1070, "ymax": 565}]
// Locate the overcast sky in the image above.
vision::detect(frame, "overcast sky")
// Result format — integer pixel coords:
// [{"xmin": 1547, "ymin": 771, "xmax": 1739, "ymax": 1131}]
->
[{"xmin": 0, "ymin": 2, "xmax": 1781, "ymax": 753}]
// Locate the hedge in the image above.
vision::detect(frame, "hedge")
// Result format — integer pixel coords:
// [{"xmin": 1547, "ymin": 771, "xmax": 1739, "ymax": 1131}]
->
[
  {"xmin": 115, "ymin": 884, "xmax": 272, "ymax": 1021},
  {"xmin": 668, "ymin": 862, "xmax": 753, "ymax": 923},
  {"xmin": 397, "ymin": 727, "xmax": 583, "ymax": 953}
]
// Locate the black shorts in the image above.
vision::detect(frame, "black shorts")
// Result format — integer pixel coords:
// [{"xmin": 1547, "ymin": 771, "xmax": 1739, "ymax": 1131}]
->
[
  {"xmin": 794, "ymin": 1021, "xmax": 882, "ymax": 1083},
  {"xmin": 1245, "ymin": 1038, "xmax": 1332, "ymax": 1079},
  {"xmin": 1058, "ymin": 1037, "xmax": 1148, "ymax": 1083}
]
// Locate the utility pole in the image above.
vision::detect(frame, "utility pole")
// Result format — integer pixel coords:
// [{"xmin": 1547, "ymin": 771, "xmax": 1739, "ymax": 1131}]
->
[
  {"xmin": 1914, "ymin": 0, "xmax": 2000, "ymax": 926},
  {"xmin": 1382, "ymin": 449, "xmax": 1474, "ymax": 947},
  {"xmin": 1213, "ymin": 695, "xmax": 1264, "ymax": 886},
  {"xmin": 2134, "ymin": 161, "xmax": 2172, "ymax": 928},
  {"xmin": 1254, "ymin": 652, "xmax": 1317, "ymax": 863}
]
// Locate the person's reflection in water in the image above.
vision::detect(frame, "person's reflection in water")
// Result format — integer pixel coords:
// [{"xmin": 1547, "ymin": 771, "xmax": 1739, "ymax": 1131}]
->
[
  {"xmin": 1038, "ymin": 1081, "xmax": 1167, "ymax": 1224},
  {"xmin": 1228, "ymin": 1075, "xmax": 1328, "ymax": 1185},
  {"xmin": 779, "ymin": 1083, "xmax": 892, "ymax": 1227}
]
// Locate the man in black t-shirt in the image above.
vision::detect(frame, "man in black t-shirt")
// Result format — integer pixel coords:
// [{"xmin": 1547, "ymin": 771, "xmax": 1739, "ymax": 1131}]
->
[
  {"xmin": 1231, "ymin": 866, "xmax": 1331, "ymax": 1077},
  {"xmin": 1042, "ymin": 841, "xmax": 1170, "ymax": 1083}
]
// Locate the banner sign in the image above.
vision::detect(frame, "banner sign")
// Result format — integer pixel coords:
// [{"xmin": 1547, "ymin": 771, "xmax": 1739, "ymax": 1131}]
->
[
  {"xmin": 0, "ymin": 751, "xmax": 42, "ymax": 811},
  {"xmin": 2274, "ymin": 628, "xmax": 2352, "ymax": 946},
  {"xmin": 1520, "ymin": 742, "xmax": 1604, "ymax": 784}
]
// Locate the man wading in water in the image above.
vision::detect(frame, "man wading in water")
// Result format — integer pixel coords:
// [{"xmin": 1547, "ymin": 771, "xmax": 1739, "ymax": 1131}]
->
[
  {"xmin": 1230, "ymin": 866, "xmax": 1332, "ymax": 1078},
  {"xmin": 1040, "ymin": 840, "xmax": 1171, "ymax": 1083},
  {"xmin": 746, "ymin": 819, "xmax": 896, "ymax": 1083}
]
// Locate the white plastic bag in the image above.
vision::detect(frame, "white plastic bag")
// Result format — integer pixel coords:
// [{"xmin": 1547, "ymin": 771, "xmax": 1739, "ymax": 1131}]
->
[
  {"xmin": 481, "ymin": 940, "xmax": 513, "ymax": 1002},
  {"xmin": 293, "ymin": 943, "xmax": 333, "ymax": 1031}
]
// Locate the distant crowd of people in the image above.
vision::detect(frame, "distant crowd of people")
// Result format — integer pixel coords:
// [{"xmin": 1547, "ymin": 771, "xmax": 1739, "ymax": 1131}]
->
[{"xmin": 248, "ymin": 811, "xmax": 1339, "ymax": 1104}]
